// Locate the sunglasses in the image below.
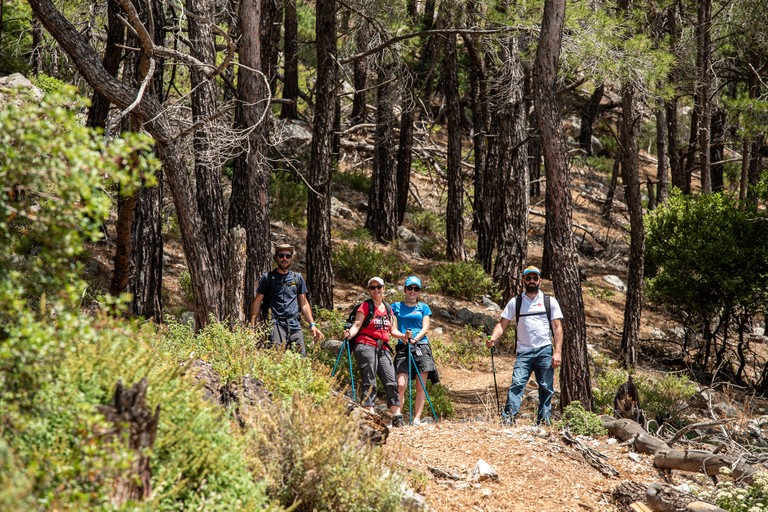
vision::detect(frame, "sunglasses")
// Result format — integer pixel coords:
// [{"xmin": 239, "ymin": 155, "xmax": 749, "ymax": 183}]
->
[
  {"xmin": 524, "ymin": 275, "xmax": 540, "ymax": 282},
  {"xmin": 406, "ymin": 286, "xmax": 421, "ymax": 292},
  {"xmin": 277, "ymin": 253, "xmax": 293, "ymax": 259},
  {"xmin": 368, "ymin": 285, "xmax": 383, "ymax": 290}
]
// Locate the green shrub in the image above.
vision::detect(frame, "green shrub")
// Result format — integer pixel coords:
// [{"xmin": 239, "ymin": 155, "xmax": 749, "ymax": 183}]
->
[
  {"xmin": 412, "ymin": 209, "xmax": 445, "ymax": 236},
  {"xmin": 420, "ymin": 237, "xmax": 444, "ymax": 260},
  {"xmin": 178, "ymin": 270, "xmax": 193, "ymax": 302},
  {"xmin": 694, "ymin": 468, "xmax": 768, "ymax": 512},
  {"xmin": 430, "ymin": 261, "xmax": 497, "ymax": 300},
  {"xmin": 585, "ymin": 155, "xmax": 614, "ymax": 175},
  {"xmin": 32, "ymin": 74, "xmax": 65, "ymax": 93},
  {"xmin": 556, "ymin": 401, "xmax": 607, "ymax": 436},
  {"xmin": 585, "ymin": 283, "xmax": 614, "ymax": 300},
  {"xmin": 270, "ymin": 170, "xmax": 308, "ymax": 227},
  {"xmin": 343, "ymin": 226, "xmax": 373, "ymax": 241},
  {"xmin": 333, "ymin": 168, "xmax": 371, "ymax": 193},
  {"xmin": 333, "ymin": 242, "xmax": 411, "ymax": 286},
  {"xmin": 401, "ymin": 381, "xmax": 455, "ymax": 420},
  {"xmin": 431, "ymin": 326, "xmax": 486, "ymax": 368}
]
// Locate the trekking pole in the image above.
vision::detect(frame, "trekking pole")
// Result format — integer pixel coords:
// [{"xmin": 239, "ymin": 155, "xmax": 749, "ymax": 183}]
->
[
  {"xmin": 407, "ymin": 330, "xmax": 412, "ymax": 425},
  {"xmin": 331, "ymin": 338, "xmax": 346, "ymax": 378},
  {"xmin": 347, "ymin": 333, "xmax": 356, "ymax": 401},
  {"xmin": 489, "ymin": 337, "xmax": 501, "ymax": 417},
  {"xmin": 413, "ymin": 360, "xmax": 439, "ymax": 424}
]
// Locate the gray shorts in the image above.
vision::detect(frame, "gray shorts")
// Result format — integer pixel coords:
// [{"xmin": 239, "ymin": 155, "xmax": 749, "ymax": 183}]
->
[
  {"xmin": 352, "ymin": 343, "xmax": 399, "ymax": 408},
  {"xmin": 269, "ymin": 323, "xmax": 306, "ymax": 357}
]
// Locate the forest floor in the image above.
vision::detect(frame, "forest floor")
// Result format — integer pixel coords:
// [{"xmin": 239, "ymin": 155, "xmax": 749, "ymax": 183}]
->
[{"xmin": 84, "ymin": 122, "xmax": 767, "ymax": 511}]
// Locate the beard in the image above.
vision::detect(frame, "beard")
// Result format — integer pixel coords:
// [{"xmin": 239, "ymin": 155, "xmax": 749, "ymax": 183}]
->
[{"xmin": 525, "ymin": 282, "xmax": 540, "ymax": 294}]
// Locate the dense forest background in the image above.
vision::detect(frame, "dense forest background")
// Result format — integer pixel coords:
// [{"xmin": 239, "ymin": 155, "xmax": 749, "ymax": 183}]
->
[{"xmin": 2, "ymin": 0, "xmax": 768, "ymax": 509}]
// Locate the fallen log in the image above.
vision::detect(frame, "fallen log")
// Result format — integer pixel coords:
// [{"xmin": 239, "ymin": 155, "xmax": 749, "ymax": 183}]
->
[
  {"xmin": 562, "ymin": 429, "xmax": 619, "ymax": 478},
  {"xmin": 645, "ymin": 482, "xmax": 726, "ymax": 512}
]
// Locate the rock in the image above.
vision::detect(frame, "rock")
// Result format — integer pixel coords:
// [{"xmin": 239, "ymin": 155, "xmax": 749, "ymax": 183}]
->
[
  {"xmin": 351, "ymin": 406, "xmax": 389, "ymax": 446},
  {"xmin": 480, "ymin": 487, "xmax": 492, "ymax": 498},
  {"xmin": 181, "ymin": 311, "xmax": 195, "ymax": 330},
  {"xmin": 667, "ymin": 326, "xmax": 686, "ymax": 339},
  {"xmin": 606, "ymin": 438, "xmax": 618, "ymax": 445},
  {"xmin": 457, "ymin": 308, "xmax": 475, "ymax": 323},
  {"xmin": 0, "ymin": 73, "xmax": 43, "ymax": 102},
  {"xmin": 353, "ymin": 199, "xmax": 368, "ymax": 210},
  {"xmin": 471, "ymin": 312, "xmax": 486, "ymax": 327},
  {"xmin": 398, "ymin": 225, "xmax": 422, "ymax": 254},
  {"xmin": 330, "ymin": 196, "xmax": 359, "ymax": 221},
  {"xmin": 651, "ymin": 328, "xmax": 666, "ymax": 340},
  {"xmin": 482, "ymin": 295, "xmax": 500, "ymax": 311},
  {"xmin": 713, "ymin": 402, "xmax": 741, "ymax": 418},
  {"xmin": 182, "ymin": 359, "xmax": 221, "ymax": 404},
  {"xmin": 482, "ymin": 314, "xmax": 497, "ymax": 334},
  {"xmin": 321, "ymin": 339, "xmax": 345, "ymax": 358},
  {"xmin": 273, "ymin": 118, "xmax": 312, "ymax": 155},
  {"xmin": 433, "ymin": 327, "xmax": 444, "ymax": 334},
  {"xmin": 220, "ymin": 375, "xmax": 273, "ymax": 411},
  {"xmin": 401, "ymin": 487, "xmax": 427, "ymax": 511},
  {"xmin": 527, "ymin": 426, "xmax": 551, "ymax": 439},
  {"xmin": 591, "ymin": 135, "xmax": 604, "ymax": 156},
  {"xmin": 439, "ymin": 309, "xmax": 452, "ymax": 320},
  {"xmin": 603, "ymin": 275, "xmax": 627, "ymax": 293},
  {"xmin": 470, "ymin": 459, "xmax": 499, "ymax": 482},
  {"xmin": 627, "ymin": 453, "xmax": 643, "ymax": 463}
]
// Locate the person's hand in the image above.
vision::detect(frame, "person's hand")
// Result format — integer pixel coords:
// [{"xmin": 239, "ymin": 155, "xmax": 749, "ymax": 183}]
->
[
  {"xmin": 406, "ymin": 330, "xmax": 415, "ymax": 344},
  {"xmin": 310, "ymin": 324, "xmax": 324, "ymax": 342},
  {"xmin": 343, "ymin": 328, "xmax": 351, "ymax": 339},
  {"xmin": 552, "ymin": 351, "xmax": 562, "ymax": 369},
  {"xmin": 485, "ymin": 336, "xmax": 495, "ymax": 348}
]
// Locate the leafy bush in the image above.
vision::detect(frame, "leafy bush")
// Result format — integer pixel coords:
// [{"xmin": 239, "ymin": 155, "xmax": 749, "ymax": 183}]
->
[
  {"xmin": 178, "ymin": 270, "xmax": 193, "ymax": 302},
  {"xmin": 420, "ymin": 237, "xmax": 445, "ymax": 260},
  {"xmin": 343, "ymin": 226, "xmax": 373, "ymax": 241},
  {"xmin": 694, "ymin": 468, "xmax": 768, "ymax": 512},
  {"xmin": 333, "ymin": 168, "xmax": 371, "ymax": 193},
  {"xmin": 431, "ymin": 326, "xmax": 486, "ymax": 368},
  {"xmin": 412, "ymin": 209, "xmax": 445, "ymax": 236},
  {"xmin": 556, "ymin": 401, "xmax": 607, "ymax": 436},
  {"xmin": 430, "ymin": 261, "xmax": 497, "ymax": 300},
  {"xmin": 270, "ymin": 170, "xmax": 307, "ymax": 227},
  {"xmin": 333, "ymin": 242, "xmax": 411, "ymax": 286},
  {"xmin": 401, "ymin": 381, "xmax": 455, "ymax": 420}
]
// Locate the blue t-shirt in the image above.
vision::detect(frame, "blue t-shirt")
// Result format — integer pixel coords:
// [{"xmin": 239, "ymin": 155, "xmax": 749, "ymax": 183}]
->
[
  {"xmin": 256, "ymin": 270, "xmax": 307, "ymax": 330},
  {"xmin": 392, "ymin": 302, "xmax": 432, "ymax": 345}
]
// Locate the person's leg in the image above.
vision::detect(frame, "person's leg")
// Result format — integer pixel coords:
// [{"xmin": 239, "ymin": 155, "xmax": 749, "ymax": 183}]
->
[
  {"xmin": 287, "ymin": 330, "xmax": 306, "ymax": 357},
  {"xmin": 503, "ymin": 349, "xmax": 535, "ymax": 422},
  {"xmin": 533, "ymin": 345, "xmax": 555, "ymax": 425},
  {"xmin": 394, "ymin": 346, "xmax": 409, "ymax": 407},
  {"xmin": 353, "ymin": 344, "xmax": 378, "ymax": 412},
  {"xmin": 397, "ymin": 372, "xmax": 409, "ymax": 410},
  {"xmin": 270, "ymin": 323, "xmax": 289, "ymax": 350},
  {"xmin": 413, "ymin": 372, "xmax": 428, "ymax": 420},
  {"xmin": 376, "ymin": 349, "xmax": 400, "ymax": 414}
]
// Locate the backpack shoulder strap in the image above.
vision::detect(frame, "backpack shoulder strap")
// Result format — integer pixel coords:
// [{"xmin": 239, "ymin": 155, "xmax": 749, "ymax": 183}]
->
[
  {"xmin": 515, "ymin": 293, "xmax": 524, "ymax": 324},
  {"xmin": 543, "ymin": 294, "xmax": 552, "ymax": 324},
  {"xmin": 360, "ymin": 299, "xmax": 375, "ymax": 330}
]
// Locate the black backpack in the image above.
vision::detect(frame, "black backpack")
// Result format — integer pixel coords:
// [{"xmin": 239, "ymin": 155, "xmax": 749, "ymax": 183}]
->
[
  {"xmin": 259, "ymin": 269, "xmax": 297, "ymax": 322},
  {"xmin": 345, "ymin": 299, "xmax": 393, "ymax": 345},
  {"xmin": 514, "ymin": 293, "xmax": 553, "ymax": 346}
]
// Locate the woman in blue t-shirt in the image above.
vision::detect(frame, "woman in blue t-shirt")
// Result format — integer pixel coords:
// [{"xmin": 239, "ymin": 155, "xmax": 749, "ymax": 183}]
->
[{"xmin": 392, "ymin": 276, "xmax": 439, "ymax": 425}]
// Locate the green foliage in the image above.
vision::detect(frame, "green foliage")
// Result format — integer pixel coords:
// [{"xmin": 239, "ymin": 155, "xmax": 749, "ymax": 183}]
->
[
  {"xmin": 31, "ymin": 74, "xmax": 65, "ymax": 93},
  {"xmin": 178, "ymin": 270, "xmax": 193, "ymax": 302},
  {"xmin": 162, "ymin": 212, "xmax": 180, "ymax": 236},
  {"xmin": 420, "ymin": 237, "xmax": 445, "ymax": 260},
  {"xmin": 333, "ymin": 242, "xmax": 411, "ymax": 286},
  {"xmin": 431, "ymin": 326, "xmax": 486, "ymax": 368},
  {"xmin": 556, "ymin": 401, "xmax": 607, "ymax": 436},
  {"xmin": 412, "ymin": 209, "xmax": 445, "ymax": 236},
  {"xmin": 407, "ymin": 469, "xmax": 430, "ymax": 494},
  {"xmin": 430, "ymin": 261, "xmax": 497, "ymax": 300},
  {"xmin": 334, "ymin": 168, "xmax": 371, "ymax": 193},
  {"xmin": 270, "ymin": 170, "xmax": 307, "ymax": 227},
  {"xmin": 343, "ymin": 225, "xmax": 373, "ymax": 241},
  {"xmin": 694, "ymin": 469, "xmax": 768, "ymax": 512},
  {"xmin": 585, "ymin": 155, "xmax": 614, "ymax": 175},
  {"xmin": 401, "ymin": 381, "xmax": 455, "ymax": 420},
  {"xmin": 585, "ymin": 283, "xmax": 614, "ymax": 300}
]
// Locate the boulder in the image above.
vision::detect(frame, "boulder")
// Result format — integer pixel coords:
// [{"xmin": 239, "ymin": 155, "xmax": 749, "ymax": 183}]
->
[
  {"xmin": 457, "ymin": 308, "xmax": 475, "ymax": 323},
  {"xmin": 322, "ymin": 339, "xmax": 345, "ymax": 358},
  {"xmin": 591, "ymin": 135, "xmax": 604, "ymax": 156},
  {"xmin": 182, "ymin": 359, "xmax": 221, "ymax": 404},
  {"xmin": 603, "ymin": 275, "xmax": 627, "ymax": 293},
  {"xmin": 398, "ymin": 225, "xmax": 422, "ymax": 254},
  {"xmin": 181, "ymin": 311, "xmax": 195, "ymax": 330},
  {"xmin": 273, "ymin": 118, "xmax": 312, "ymax": 155},
  {"xmin": 470, "ymin": 459, "xmax": 499, "ymax": 482},
  {"xmin": 401, "ymin": 486, "xmax": 427, "ymax": 511},
  {"xmin": 482, "ymin": 295, "xmax": 501, "ymax": 311},
  {"xmin": 330, "ymin": 196, "xmax": 359, "ymax": 221}
]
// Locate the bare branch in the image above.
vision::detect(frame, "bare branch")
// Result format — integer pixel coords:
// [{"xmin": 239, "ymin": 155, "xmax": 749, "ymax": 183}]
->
[{"xmin": 105, "ymin": 57, "xmax": 156, "ymax": 140}]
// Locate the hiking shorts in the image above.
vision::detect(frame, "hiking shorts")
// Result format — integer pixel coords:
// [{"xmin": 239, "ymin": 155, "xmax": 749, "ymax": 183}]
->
[
  {"xmin": 394, "ymin": 343, "xmax": 437, "ymax": 379},
  {"xmin": 353, "ymin": 343, "xmax": 399, "ymax": 408},
  {"xmin": 269, "ymin": 323, "xmax": 306, "ymax": 357}
]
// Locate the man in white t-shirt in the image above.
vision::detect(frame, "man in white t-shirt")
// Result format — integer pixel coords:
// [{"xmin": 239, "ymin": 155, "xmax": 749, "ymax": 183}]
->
[{"xmin": 486, "ymin": 266, "xmax": 564, "ymax": 425}]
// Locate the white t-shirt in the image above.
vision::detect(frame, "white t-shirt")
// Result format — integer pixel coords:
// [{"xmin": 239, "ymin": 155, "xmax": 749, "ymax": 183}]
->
[{"xmin": 501, "ymin": 291, "xmax": 563, "ymax": 352}]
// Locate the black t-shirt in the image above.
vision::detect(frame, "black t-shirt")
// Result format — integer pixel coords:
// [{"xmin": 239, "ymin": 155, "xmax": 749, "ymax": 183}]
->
[{"xmin": 256, "ymin": 270, "xmax": 308, "ymax": 330}]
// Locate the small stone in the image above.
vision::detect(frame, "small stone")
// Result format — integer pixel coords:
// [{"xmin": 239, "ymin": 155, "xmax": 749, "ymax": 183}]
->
[
  {"xmin": 482, "ymin": 295, "xmax": 501, "ymax": 311},
  {"xmin": 606, "ymin": 438, "xmax": 618, "ymax": 445},
  {"xmin": 603, "ymin": 275, "xmax": 627, "ymax": 293},
  {"xmin": 470, "ymin": 459, "xmax": 499, "ymax": 483},
  {"xmin": 401, "ymin": 487, "xmax": 426, "ymax": 511},
  {"xmin": 628, "ymin": 453, "xmax": 643, "ymax": 463},
  {"xmin": 433, "ymin": 327, "xmax": 444, "ymax": 334},
  {"xmin": 480, "ymin": 487, "xmax": 492, "ymax": 497},
  {"xmin": 439, "ymin": 309, "xmax": 452, "ymax": 319}
]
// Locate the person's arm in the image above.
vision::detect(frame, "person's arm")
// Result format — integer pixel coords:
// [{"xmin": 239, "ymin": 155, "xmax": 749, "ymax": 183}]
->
[
  {"xmin": 551, "ymin": 318, "xmax": 563, "ymax": 369},
  {"xmin": 389, "ymin": 315, "xmax": 406, "ymax": 341},
  {"xmin": 486, "ymin": 318, "xmax": 511, "ymax": 347},
  {"xmin": 413, "ymin": 315, "xmax": 430, "ymax": 344},
  {"xmin": 344, "ymin": 310, "xmax": 366, "ymax": 340},
  {"xmin": 250, "ymin": 293, "xmax": 265, "ymax": 326},
  {"xmin": 298, "ymin": 293, "xmax": 324, "ymax": 342}
]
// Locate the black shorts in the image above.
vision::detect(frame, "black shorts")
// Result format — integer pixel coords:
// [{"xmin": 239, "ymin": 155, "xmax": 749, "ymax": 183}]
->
[{"xmin": 394, "ymin": 343, "xmax": 437, "ymax": 380}]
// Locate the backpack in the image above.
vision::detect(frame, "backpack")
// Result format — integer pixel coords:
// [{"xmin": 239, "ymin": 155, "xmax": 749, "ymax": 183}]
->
[
  {"xmin": 259, "ymin": 269, "xmax": 298, "ymax": 322},
  {"xmin": 345, "ymin": 299, "xmax": 393, "ymax": 345},
  {"xmin": 514, "ymin": 293, "xmax": 553, "ymax": 347}
]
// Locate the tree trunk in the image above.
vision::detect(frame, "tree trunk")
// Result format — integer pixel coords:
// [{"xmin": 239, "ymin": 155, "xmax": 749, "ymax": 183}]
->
[
  {"xmin": 224, "ymin": 227, "xmax": 247, "ymax": 327},
  {"xmin": 110, "ymin": 191, "xmax": 138, "ymax": 297},
  {"xmin": 230, "ymin": 0, "xmax": 273, "ymax": 320},
  {"xmin": 365, "ymin": 63, "xmax": 398, "ymax": 242},
  {"xmin": 747, "ymin": 136, "xmax": 763, "ymax": 208},
  {"xmin": 443, "ymin": 33, "xmax": 465, "ymax": 262},
  {"xmin": 534, "ymin": 0, "xmax": 593, "ymax": 410},
  {"xmin": 710, "ymin": 107, "xmax": 725, "ymax": 192},
  {"xmin": 351, "ymin": 57, "xmax": 367, "ymax": 124},
  {"xmin": 578, "ymin": 84, "xmax": 604, "ymax": 156},
  {"xmin": 307, "ymin": 0, "xmax": 336, "ymax": 309},
  {"xmin": 268, "ymin": 0, "xmax": 281, "ymax": 93},
  {"xmin": 32, "ymin": 14, "xmax": 43, "ymax": 75},
  {"xmin": 696, "ymin": 0, "xmax": 712, "ymax": 194},
  {"xmin": 602, "ymin": 147, "xmax": 622, "ymax": 219},
  {"xmin": 86, "ymin": 0, "xmax": 124, "ymax": 128},
  {"xmin": 396, "ymin": 67, "xmax": 415, "ymax": 226},
  {"xmin": 683, "ymin": 98, "xmax": 698, "ymax": 195},
  {"xmin": 477, "ymin": 106, "xmax": 500, "ymax": 273},
  {"xmin": 463, "ymin": 32, "xmax": 489, "ymax": 234},
  {"xmin": 655, "ymin": 107, "xmax": 669, "ymax": 204},
  {"xmin": 492, "ymin": 38, "xmax": 528, "ymax": 302},
  {"xmin": 129, "ymin": 178, "xmax": 163, "ymax": 322},
  {"xmin": 29, "ymin": 0, "xmax": 227, "ymax": 329},
  {"xmin": 279, "ymin": 0, "xmax": 298, "ymax": 119}
]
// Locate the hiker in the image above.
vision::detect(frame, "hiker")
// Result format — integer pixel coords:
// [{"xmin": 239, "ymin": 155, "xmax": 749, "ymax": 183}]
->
[
  {"xmin": 250, "ymin": 244, "xmax": 324, "ymax": 356},
  {"xmin": 343, "ymin": 277, "xmax": 407, "ymax": 427},
  {"xmin": 392, "ymin": 276, "xmax": 439, "ymax": 426},
  {"xmin": 486, "ymin": 266, "xmax": 563, "ymax": 425}
]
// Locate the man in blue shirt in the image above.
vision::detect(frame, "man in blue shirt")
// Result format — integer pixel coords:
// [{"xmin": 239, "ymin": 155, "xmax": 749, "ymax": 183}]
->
[
  {"xmin": 486, "ymin": 266, "xmax": 563, "ymax": 425},
  {"xmin": 250, "ymin": 244, "xmax": 324, "ymax": 356}
]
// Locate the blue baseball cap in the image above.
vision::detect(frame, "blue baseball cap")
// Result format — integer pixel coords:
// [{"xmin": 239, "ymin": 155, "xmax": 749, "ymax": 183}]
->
[
  {"xmin": 405, "ymin": 276, "xmax": 422, "ymax": 288},
  {"xmin": 523, "ymin": 266, "xmax": 541, "ymax": 276}
]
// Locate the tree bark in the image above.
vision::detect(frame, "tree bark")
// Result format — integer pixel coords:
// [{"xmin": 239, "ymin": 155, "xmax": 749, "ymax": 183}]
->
[
  {"xmin": 396, "ymin": 66, "xmax": 415, "ymax": 226},
  {"xmin": 477, "ymin": 104, "xmax": 500, "ymax": 273},
  {"xmin": 492, "ymin": 38, "xmax": 528, "ymax": 302},
  {"xmin": 110, "ymin": 191, "xmax": 138, "ymax": 297},
  {"xmin": 279, "ymin": 0, "xmax": 298, "ymax": 119},
  {"xmin": 224, "ymin": 227, "xmax": 247, "ymax": 327},
  {"xmin": 710, "ymin": 107, "xmax": 725, "ymax": 193},
  {"xmin": 28, "ymin": 0, "xmax": 226, "ymax": 328},
  {"xmin": 747, "ymin": 136, "xmax": 763, "ymax": 208},
  {"xmin": 696, "ymin": 0, "xmax": 712, "ymax": 194},
  {"xmin": 463, "ymin": 32, "xmax": 489, "ymax": 234},
  {"xmin": 443, "ymin": 33, "xmax": 465, "ymax": 262},
  {"xmin": 534, "ymin": 0, "xmax": 593, "ymax": 410},
  {"xmin": 307, "ymin": 0, "xmax": 336, "ymax": 309},
  {"xmin": 578, "ymin": 84, "xmax": 604, "ymax": 156},
  {"xmin": 86, "ymin": 0, "xmax": 124, "ymax": 128},
  {"xmin": 268, "ymin": 0, "xmax": 281, "ymax": 93},
  {"xmin": 655, "ymin": 107, "xmax": 669, "ymax": 204},
  {"xmin": 602, "ymin": 147, "xmax": 622, "ymax": 219},
  {"xmin": 230, "ymin": 0, "xmax": 273, "ymax": 319},
  {"xmin": 365, "ymin": 63, "xmax": 398, "ymax": 242},
  {"xmin": 683, "ymin": 98, "xmax": 698, "ymax": 195}
]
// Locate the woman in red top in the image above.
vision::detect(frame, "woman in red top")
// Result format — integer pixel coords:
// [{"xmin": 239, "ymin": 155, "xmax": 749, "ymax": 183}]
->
[{"xmin": 344, "ymin": 277, "xmax": 407, "ymax": 427}]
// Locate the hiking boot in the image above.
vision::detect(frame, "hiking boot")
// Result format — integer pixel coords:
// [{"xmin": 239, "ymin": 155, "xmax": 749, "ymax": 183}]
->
[
  {"xmin": 412, "ymin": 418, "xmax": 422, "ymax": 426},
  {"xmin": 391, "ymin": 413, "xmax": 406, "ymax": 428}
]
